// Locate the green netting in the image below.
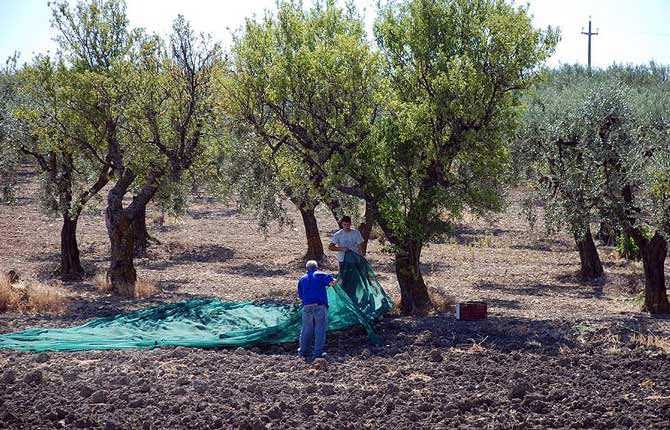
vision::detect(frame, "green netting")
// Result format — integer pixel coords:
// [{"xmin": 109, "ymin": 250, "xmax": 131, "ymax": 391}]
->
[{"xmin": 0, "ymin": 252, "xmax": 393, "ymax": 352}]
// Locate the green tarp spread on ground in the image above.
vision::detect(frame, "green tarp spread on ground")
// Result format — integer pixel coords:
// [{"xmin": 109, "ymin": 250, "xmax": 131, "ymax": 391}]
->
[{"xmin": 0, "ymin": 252, "xmax": 394, "ymax": 352}]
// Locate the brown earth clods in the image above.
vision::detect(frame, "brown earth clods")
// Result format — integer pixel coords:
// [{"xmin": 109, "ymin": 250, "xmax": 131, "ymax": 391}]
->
[{"xmin": 1, "ymin": 165, "xmax": 670, "ymax": 429}]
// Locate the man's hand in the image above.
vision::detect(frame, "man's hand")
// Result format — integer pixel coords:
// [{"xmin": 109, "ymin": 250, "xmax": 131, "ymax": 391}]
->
[
  {"xmin": 328, "ymin": 243, "xmax": 345, "ymax": 252},
  {"xmin": 329, "ymin": 278, "xmax": 337, "ymax": 286}
]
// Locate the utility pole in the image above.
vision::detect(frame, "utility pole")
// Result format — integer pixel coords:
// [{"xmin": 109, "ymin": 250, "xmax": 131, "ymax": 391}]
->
[{"xmin": 581, "ymin": 17, "xmax": 598, "ymax": 75}]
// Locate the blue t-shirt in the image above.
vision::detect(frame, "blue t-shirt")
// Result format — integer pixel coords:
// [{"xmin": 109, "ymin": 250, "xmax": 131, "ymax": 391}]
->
[{"xmin": 297, "ymin": 270, "xmax": 334, "ymax": 306}]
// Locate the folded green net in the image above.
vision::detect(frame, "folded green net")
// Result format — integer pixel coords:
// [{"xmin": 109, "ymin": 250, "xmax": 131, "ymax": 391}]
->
[{"xmin": 0, "ymin": 252, "xmax": 393, "ymax": 352}]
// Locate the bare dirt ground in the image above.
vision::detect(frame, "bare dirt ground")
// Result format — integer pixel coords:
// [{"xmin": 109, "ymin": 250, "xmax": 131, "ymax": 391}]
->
[{"xmin": 1, "ymin": 165, "xmax": 669, "ymax": 429}]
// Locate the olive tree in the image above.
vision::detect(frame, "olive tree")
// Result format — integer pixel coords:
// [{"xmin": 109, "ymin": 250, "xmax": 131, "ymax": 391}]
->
[
  {"xmin": 520, "ymin": 77, "xmax": 670, "ymax": 313},
  {"xmin": 224, "ymin": 137, "xmax": 327, "ymax": 260},
  {"xmin": 514, "ymin": 81, "xmax": 605, "ymax": 280},
  {"xmin": 224, "ymin": 1, "xmax": 379, "ymax": 262},
  {"xmin": 227, "ymin": 0, "xmax": 556, "ymax": 314},
  {"xmin": 105, "ymin": 15, "xmax": 221, "ymax": 295},
  {"xmin": 0, "ymin": 55, "xmax": 22, "ymax": 205},
  {"xmin": 221, "ymin": 129, "xmax": 365, "ymax": 262},
  {"xmin": 357, "ymin": 0, "xmax": 557, "ymax": 313},
  {"xmin": 8, "ymin": 0, "xmax": 133, "ymax": 279},
  {"xmin": 593, "ymin": 82, "xmax": 670, "ymax": 313}
]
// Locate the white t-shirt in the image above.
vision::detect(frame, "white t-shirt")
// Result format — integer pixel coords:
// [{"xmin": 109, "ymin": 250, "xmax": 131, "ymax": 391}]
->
[{"xmin": 330, "ymin": 228, "xmax": 364, "ymax": 262}]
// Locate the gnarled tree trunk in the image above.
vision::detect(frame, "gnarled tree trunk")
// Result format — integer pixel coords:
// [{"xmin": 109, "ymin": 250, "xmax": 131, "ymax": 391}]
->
[
  {"xmin": 105, "ymin": 168, "xmax": 138, "ymax": 297},
  {"xmin": 640, "ymin": 233, "xmax": 669, "ymax": 314},
  {"xmin": 297, "ymin": 201, "xmax": 325, "ymax": 261},
  {"xmin": 574, "ymin": 226, "xmax": 604, "ymax": 281},
  {"xmin": 358, "ymin": 200, "xmax": 374, "ymax": 255},
  {"xmin": 60, "ymin": 213, "xmax": 84, "ymax": 280},
  {"xmin": 325, "ymin": 198, "xmax": 344, "ymax": 226},
  {"xmin": 133, "ymin": 203, "xmax": 150, "ymax": 257},
  {"xmin": 395, "ymin": 240, "xmax": 431, "ymax": 315},
  {"xmin": 106, "ymin": 210, "xmax": 136, "ymax": 297},
  {"xmin": 596, "ymin": 220, "xmax": 618, "ymax": 246}
]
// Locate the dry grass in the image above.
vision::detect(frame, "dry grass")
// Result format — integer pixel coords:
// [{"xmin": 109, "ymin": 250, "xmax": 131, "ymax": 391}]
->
[
  {"xmin": 0, "ymin": 272, "xmax": 20, "ymax": 312},
  {"xmin": 24, "ymin": 282, "xmax": 68, "ymax": 313},
  {"xmin": 428, "ymin": 286, "xmax": 456, "ymax": 314},
  {"xmin": 631, "ymin": 334, "xmax": 670, "ymax": 353},
  {"xmin": 95, "ymin": 273, "xmax": 158, "ymax": 299},
  {"xmin": 466, "ymin": 337, "xmax": 488, "ymax": 353},
  {"xmin": 604, "ymin": 334, "xmax": 623, "ymax": 355},
  {"xmin": 0, "ymin": 271, "xmax": 68, "ymax": 314},
  {"xmin": 135, "ymin": 278, "xmax": 158, "ymax": 299},
  {"xmin": 95, "ymin": 273, "xmax": 112, "ymax": 294}
]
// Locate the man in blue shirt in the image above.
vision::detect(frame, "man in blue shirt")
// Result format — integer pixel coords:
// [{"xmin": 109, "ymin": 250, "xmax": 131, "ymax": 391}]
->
[{"xmin": 297, "ymin": 260, "xmax": 336, "ymax": 361}]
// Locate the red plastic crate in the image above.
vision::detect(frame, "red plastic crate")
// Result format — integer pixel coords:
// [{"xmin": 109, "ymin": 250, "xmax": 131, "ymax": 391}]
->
[{"xmin": 456, "ymin": 301, "xmax": 487, "ymax": 320}]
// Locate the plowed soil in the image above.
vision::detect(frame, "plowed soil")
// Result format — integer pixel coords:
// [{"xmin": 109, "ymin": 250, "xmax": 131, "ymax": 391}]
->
[{"xmin": 1, "ymin": 166, "xmax": 669, "ymax": 429}]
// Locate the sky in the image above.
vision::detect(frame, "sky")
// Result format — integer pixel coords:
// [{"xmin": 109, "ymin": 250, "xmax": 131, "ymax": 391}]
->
[{"xmin": 1, "ymin": 0, "xmax": 669, "ymax": 68}]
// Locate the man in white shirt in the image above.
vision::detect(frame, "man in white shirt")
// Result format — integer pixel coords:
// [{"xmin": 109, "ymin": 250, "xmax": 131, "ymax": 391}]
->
[
  {"xmin": 329, "ymin": 216, "xmax": 364, "ymax": 295},
  {"xmin": 329, "ymin": 216, "xmax": 364, "ymax": 260}
]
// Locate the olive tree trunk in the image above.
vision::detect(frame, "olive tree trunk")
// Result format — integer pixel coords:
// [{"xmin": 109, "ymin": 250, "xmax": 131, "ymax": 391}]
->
[
  {"xmin": 133, "ymin": 203, "xmax": 150, "ymax": 257},
  {"xmin": 106, "ymin": 211, "xmax": 136, "ymax": 296},
  {"xmin": 297, "ymin": 202, "xmax": 325, "ymax": 261},
  {"xmin": 60, "ymin": 213, "xmax": 84, "ymax": 280},
  {"xmin": 574, "ymin": 226, "xmax": 604, "ymax": 281},
  {"xmin": 640, "ymin": 233, "xmax": 669, "ymax": 314},
  {"xmin": 395, "ymin": 240, "xmax": 431, "ymax": 315},
  {"xmin": 357, "ymin": 200, "xmax": 374, "ymax": 255},
  {"xmin": 105, "ymin": 169, "xmax": 139, "ymax": 297}
]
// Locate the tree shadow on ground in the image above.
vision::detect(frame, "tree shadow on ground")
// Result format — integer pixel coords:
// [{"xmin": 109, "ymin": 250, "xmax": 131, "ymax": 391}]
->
[
  {"xmin": 553, "ymin": 271, "xmax": 593, "ymax": 285},
  {"xmin": 28, "ymin": 252, "xmax": 60, "ymax": 263},
  {"xmin": 144, "ymin": 244, "xmax": 235, "ymax": 270},
  {"xmin": 424, "ymin": 225, "xmax": 515, "ymax": 246},
  {"xmin": 188, "ymin": 207, "xmax": 239, "ymax": 220},
  {"xmin": 604, "ymin": 272, "xmax": 644, "ymax": 295},
  {"xmin": 159, "ymin": 279, "xmax": 191, "ymax": 293},
  {"xmin": 510, "ymin": 237, "xmax": 573, "ymax": 252},
  {"xmin": 552, "ymin": 272, "xmax": 606, "ymax": 299},
  {"xmin": 481, "ymin": 297, "xmax": 523, "ymax": 310},
  {"xmin": 223, "ymin": 262, "xmax": 289, "ymax": 278},
  {"xmin": 474, "ymin": 281, "xmax": 604, "ymax": 300},
  {"xmin": 256, "ymin": 307, "xmax": 670, "ymax": 361}
]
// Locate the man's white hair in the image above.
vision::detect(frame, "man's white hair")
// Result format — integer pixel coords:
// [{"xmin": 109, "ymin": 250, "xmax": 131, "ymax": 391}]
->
[{"xmin": 306, "ymin": 260, "xmax": 319, "ymax": 271}]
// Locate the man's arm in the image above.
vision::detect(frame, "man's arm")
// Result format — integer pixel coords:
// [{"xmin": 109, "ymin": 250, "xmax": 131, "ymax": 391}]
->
[
  {"xmin": 328, "ymin": 234, "xmax": 345, "ymax": 252},
  {"xmin": 328, "ymin": 242, "xmax": 344, "ymax": 251},
  {"xmin": 297, "ymin": 281, "xmax": 303, "ymax": 301},
  {"xmin": 329, "ymin": 242, "xmax": 346, "ymax": 251}
]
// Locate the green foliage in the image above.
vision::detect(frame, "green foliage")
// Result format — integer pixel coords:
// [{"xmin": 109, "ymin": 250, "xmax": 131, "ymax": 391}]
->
[
  {"xmin": 616, "ymin": 233, "xmax": 641, "ymax": 261},
  {"xmin": 226, "ymin": 0, "xmax": 557, "ymax": 301},
  {"xmin": 360, "ymin": 0, "xmax": 557, "ymax": 248},
  {"xmin": 16, "ymin": 0, "xmax": 222, "ymax": 227},
  {"xmin": 121, "ymin": 14, "xmax": 223, "ymax": 206},
  {"xmin": 50, "ymin": 0, "xmax": 134, "ymax": 71},
  {"xmin": 224, "ymin": 0, "xmax": 377, "ymax": 230},
  {"xmin": 0, "ymin": 54, "xmax": 25, "ymax": 205},
  {"xmin": 517, "ymin": 62, "xmax": 670, "ymax": 247},
  {"xmin": 11, "ymin": 0, "xmax": 134, "ymax": 220},
  {"xmin": 515, "ymin": 79, "xmax": 605, "ymax": 236}
]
